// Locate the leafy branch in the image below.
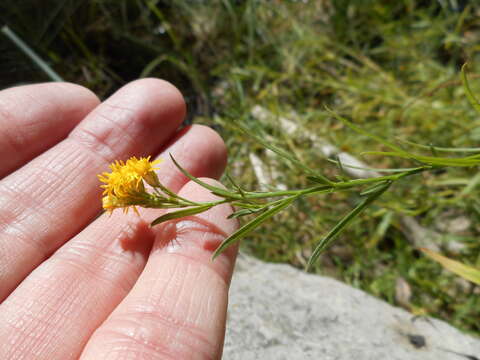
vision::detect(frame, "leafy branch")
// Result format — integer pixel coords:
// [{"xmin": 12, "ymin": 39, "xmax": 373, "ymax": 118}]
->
[{"xmin": 126, "ymin": 66, "xmax": 480, "ymax": 276}]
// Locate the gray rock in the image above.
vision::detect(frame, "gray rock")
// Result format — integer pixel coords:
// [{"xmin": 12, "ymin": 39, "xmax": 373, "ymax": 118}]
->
[{"xmin": 224, "ymin": 254, "xmax": 480, "ymax": 360}]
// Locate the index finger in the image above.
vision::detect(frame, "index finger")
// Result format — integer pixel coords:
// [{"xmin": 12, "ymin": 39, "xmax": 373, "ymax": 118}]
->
[{"xmin": 0, "ymin": 82, "xmax": 99, "ymax": 178}]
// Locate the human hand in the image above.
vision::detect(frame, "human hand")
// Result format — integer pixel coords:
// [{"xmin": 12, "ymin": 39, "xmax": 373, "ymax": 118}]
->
[{"xmin": 0, "ymin": 79, "xmax": 239, "ymax": 359}]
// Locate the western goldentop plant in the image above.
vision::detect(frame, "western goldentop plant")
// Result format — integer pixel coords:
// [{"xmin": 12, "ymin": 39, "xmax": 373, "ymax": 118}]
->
[{"xmin": 98, "ymin": 66, "xmax": 480, "ymax": 284}]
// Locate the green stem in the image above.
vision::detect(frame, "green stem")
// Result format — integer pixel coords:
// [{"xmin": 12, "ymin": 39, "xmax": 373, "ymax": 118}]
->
[
  {"xmin": 144, "ymin": 166, "xmax": 432, "ymax": 212},
  {"xmin": 237, "ymin": 166, "xmax": 431, "ymax": 200},
  {"xmin": 334, "ymin": 166, "xmax": 430, "ymax": 188}
]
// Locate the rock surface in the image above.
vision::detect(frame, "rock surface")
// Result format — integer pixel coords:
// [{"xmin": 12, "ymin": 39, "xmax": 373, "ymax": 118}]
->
[{"xmin": 223, "ymin": 254, "xmax": 480, "ymax": 360}]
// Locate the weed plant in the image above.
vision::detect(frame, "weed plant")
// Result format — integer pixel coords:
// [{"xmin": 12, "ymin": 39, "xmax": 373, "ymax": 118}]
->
[{"xmin": 1, "ymin": 0, "xmax": 479, "ymax": 335}]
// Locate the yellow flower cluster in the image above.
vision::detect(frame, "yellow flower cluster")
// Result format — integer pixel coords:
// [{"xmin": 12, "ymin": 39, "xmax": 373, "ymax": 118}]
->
[{"xmin": 98, "ymin": 156, "xmax": 161, "ymax": 213}]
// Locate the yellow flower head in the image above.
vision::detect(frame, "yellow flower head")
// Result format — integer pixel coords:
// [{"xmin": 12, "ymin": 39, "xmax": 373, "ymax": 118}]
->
[
  {"xmin": 125, "ymin": 156, "xmax": 161, "ymax": 187},
  {"xmin": 98, "ymin": 156, "xmax": 161, "ymax": 213}
]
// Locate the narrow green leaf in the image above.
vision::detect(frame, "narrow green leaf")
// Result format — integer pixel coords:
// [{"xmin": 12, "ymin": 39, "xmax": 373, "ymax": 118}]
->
[
  {"xmin": 421, "ymin": 248, "xmax": 480, "ymax": 285},
  {"xmin": 413, "ymin": 155, "xmax": 480, "ymax": 167},
  {"xmin": 326, "ymin": 158, "xmax": 419, "ymax": 172},
  {"xmin": 367, "ymin": 211, "xmax": 394, "ymax": 248},
  {"xmin": 307, "ymin": 175, "xmax": 334, "ymax": 184},
  {"xmin": 460, "ymin": 172, "xmax": 480, "ymax": 197},
  {"xmin": 360, "ymin": 181, "xmax": 389, "ymax": 196},
  {"xmin": 227, "ymin": 207, "xmax": 264, "ymax": 219},
  {"xmin": 170, "ymin": 154, "xmax": 241, "ymax": 199},
  {"xmin": 362, "ymin": 151, "xmax": 480, "ymax": 167},
  {"xmin": 307, "ymin": 181, "xmax": 391, "ymax": 270},
  {"xmin": 225, "ymin": 172, "xmax": 242, "ymax": 191},
  {"xmin": 461, "ymin": 63, "xmax": 480, "ymax": 114},
  {"xmin": 465, "ymin": 152, "xmax": 480, "ymax": 159},
  {"xmin": 151, "ymin": 204, "xmax": 212, "ymax": 226},
  {"xmin": 212, "ymin": 196, "xmax": 297, "ymax": 259},
  {"xmin": 224, "ymin": 172, "xmax": 250, "ymax": 200},
  {"xmin": 396, "ymin": 138, "xmax": 480, "ymax": 153},
  {"xmin": 326, "ymin": 107, "xmax": 410, "ymax": 155},
  {"xmin": 336, "ymin": 154, "xmax": 346, "ymax": 175},
  {"xmin": 236, "ymin": 123, "xmax": 333, "ymax": 184}
]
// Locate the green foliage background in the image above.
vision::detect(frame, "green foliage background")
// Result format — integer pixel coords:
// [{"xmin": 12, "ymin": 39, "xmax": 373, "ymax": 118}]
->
[{"xmin": 1, "ymin": 0, "xmax": 479, "ymax": 335}]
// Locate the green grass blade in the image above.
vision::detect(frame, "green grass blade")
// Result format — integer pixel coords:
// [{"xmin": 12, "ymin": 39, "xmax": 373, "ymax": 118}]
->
[
  {"xmin": 151, "ymin": 204, "xmax": 213, "ymax": 226},
  {"xmin": 212, "ymin": 196, "xmax": 297, "ymax": 259},
  {"xmin": 1, "ymin": 25, "xmax": 63, "ymax": 82},
  {"xmin": 461, "ymin": 63, "xmax": 480, "ymax": 114},
  {"xmin": 307, "ymin": 181, "xmax": 391, "ymax": 270},
  {"xmin": 421, "ymin": 248, "xmax": 480, "ymax": 285}
]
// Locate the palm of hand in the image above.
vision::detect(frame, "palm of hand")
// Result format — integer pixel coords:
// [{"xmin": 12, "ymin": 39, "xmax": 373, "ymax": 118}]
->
[{"xmin": 0, "ymin": 79, "xmax": 238, "ymax": 359}]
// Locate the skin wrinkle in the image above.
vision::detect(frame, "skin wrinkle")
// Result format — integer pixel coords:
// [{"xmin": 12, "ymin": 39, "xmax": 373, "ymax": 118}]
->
[
  {"xmin": 52, "ymin": 226, "xmax": 152, "ymax": 294},
  {"xmin": 164, "ymin": 250, "xmax": 232, "ymax": 288},
  {"xmin": 173, "ymin": 265, "xmax": 223, "ymax": 358},
  {"xmin": 0, "ymin": 175, "xmax": 47, "ymax": 212},
  {"xmin": 99, "ymin": 326, "xmax": 183, "ymax": 360},
  {"xmin": 0, "ymin": 197, "xmax": 27, "ymax": 231},
  {"xmin": 160, "ymin": 261, "xmax": 222, "ymax": 338},
  {"xmin": 0, "ymin": 118, "xmax": 25, "ymax": 155},
  {"xmin": 41, "ymin": 159, "xmax": 96, "ymax": 208},
  {"xmin": 2, "ymin": 264, "xmax": 115, "ymax": 359},
  {"xmin": 31, "ymin": 286, "xmax": 87, "ymax": 357},
  {"xmin": 170, "ymin": 264, "xmax": 199, "ymax": 349},
  {"xmin": 92, "ymin": 106, "xmax": 140, "ymax": 141},
  {"xmin": 62, "ymin": 239, "xmax": 139, "ymax": 268},
  {"xmin": 10, "ymin": 280, "xmax": 102, "ymax": 358},
  {"xmin": 182, "ymin": 262, "xmax": 205, "ymax": 327},
  {"xmin": 3, "ymin": 221, "xmax": 48, "ymax": 264},
  {"xmin": 105, "ymin": 348, "xmax": 177, "ymax": 360},
  {"xmin": 158, "ymin": 218, "xmax": 233, "ymax": 285},
  {"xmin": 0, "ymin": 202, "xmax": 52, "ymax": 263},
  {"xmin": 2, "ymin": 274, "xmax": 80, "ymax": 359},
  {"xmin": 0, "ymin": 145, "xmax": 95, "ymax": 218},
  {"xmin": 68, "ymin": 87, "xmax": 178, "ymax": 168},
  {"xmin": 52, "ymin": 256, "xmax": 135, "ymax": 295},
  {"xmin": 1, "ymin": 189, "xmax": 91, "ymax": 257},
  {"xmin": 5, "ymin": 273, "xmax": 76, "ymax": 329},
  {"xmin": 0, "ymin": 152, "xmax": 96, "ymax": 259},
  {"xmin": 100, "ymin": 309, "xmax": 217, "ymax": 359},
  {"xmin": 4, "ymin": 157, "xmax": 88, "ymax": 212},
  {"xmin": 21, "ymin": 87, "xmax": 58, "ymax": 112},
  {"xmin": 0, "ymin": 83, "xmax": 99, "ymax": 178},
  {"xmin": 70, "ymin": 122, "xmax": 126, "ymax": 166},
  {"xmin": 91, "ymin": 257, "xmax": 222, "ymax": 359},
  {"xmin": 0, "ymin": 96, "xmax": 36, "ymax": 154}
]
